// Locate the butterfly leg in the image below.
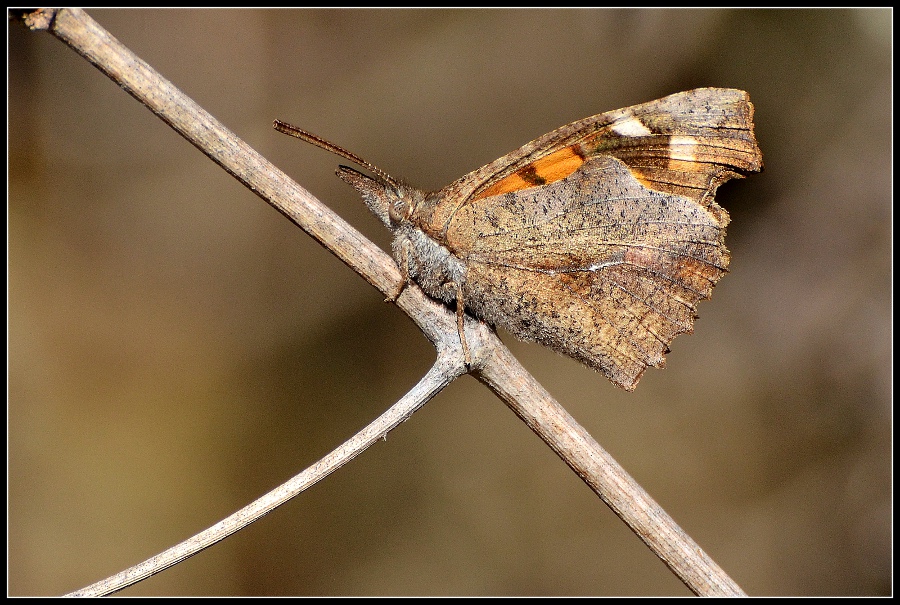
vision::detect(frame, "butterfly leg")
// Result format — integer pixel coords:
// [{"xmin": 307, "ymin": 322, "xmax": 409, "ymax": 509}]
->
[
  {"xmin": 453, "ymin": 281, "xmax": 472, "ymax": 368},
  {"xmin": 385, "ymin": 240, "xmax": 412, "ymax": 302},
  {"xmin": 385, "ymin": 280, "xmax": 408, "ymax": 303}
]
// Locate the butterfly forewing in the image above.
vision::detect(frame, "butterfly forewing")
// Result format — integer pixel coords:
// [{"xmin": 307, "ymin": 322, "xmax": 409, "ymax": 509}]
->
[{"xmin": 441, "ymin": 88, "xmax": 760, "ymax": 217}]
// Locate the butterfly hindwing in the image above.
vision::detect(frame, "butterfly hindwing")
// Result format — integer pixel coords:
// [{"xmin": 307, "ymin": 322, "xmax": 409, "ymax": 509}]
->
[{"xmin": 447, "ymin": 154, "xmax": 729, "ymax": 390}]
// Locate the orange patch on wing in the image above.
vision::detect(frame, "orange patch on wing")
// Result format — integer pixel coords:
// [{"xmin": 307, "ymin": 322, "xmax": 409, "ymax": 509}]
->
[
  {"xmin": 665, "ymin": 158, "xmax": 707, "ymax": 173},
  {"xmin": 474, "ymin": 146, "xmax": 585, "ymax": 201}
]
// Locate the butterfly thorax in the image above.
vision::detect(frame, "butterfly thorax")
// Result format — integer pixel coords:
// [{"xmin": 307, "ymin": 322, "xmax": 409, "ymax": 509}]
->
[{"xmin": 392, "ymin": 220, "xmax": 467, "ymax": 307}]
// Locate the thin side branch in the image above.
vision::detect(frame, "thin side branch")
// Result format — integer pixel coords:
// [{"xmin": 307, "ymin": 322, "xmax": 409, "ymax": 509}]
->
[
  {"xmin": 66, "ymin": 353, "xmax": 465, "ymax": 596},
  {"xmin": 20, "ymin": 8, "xmax": 745, "ymax": 597}
]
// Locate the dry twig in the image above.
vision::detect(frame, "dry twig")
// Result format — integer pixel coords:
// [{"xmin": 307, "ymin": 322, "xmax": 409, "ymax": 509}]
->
[{"xmin": 15, "ymin": 8, "xmax": 745, "ymax": 597}]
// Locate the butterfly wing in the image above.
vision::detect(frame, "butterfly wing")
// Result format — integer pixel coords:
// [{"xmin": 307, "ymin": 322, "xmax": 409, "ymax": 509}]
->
[
  {"xmin": 423, "ymin": 88, "xmax": 761, "ymax": 236},
  {"xmin": 423, "ymin": 88, "xmax": 761, "ymax": 390},
  {"xmin": 449, "ymin": 155, "xmax": 729, "ymax": 390}
]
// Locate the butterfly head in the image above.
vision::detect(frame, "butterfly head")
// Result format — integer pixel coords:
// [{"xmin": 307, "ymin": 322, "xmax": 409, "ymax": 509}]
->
[
  {"xmin": 336, "ymin": 165, "xmax": 424, "ymax": 230},
  {"xmin": 274, "ymin": 120, "xmax": 425, "ymax": 230}
]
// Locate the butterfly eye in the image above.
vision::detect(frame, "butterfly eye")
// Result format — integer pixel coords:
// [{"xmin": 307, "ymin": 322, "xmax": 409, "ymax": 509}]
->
[{"xmin": 388, "ymin": 194, "xmax": 411, "ymax": 225}]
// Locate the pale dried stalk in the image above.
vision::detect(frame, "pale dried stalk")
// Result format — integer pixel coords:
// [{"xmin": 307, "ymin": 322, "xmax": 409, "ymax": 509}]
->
[
  {"xmin": 67, "ymin": 354, "xmax": 465, "ymax": 597},
  {"xmin": 20, "ymin": 8, "xmax": 745, "ymax": 597}
]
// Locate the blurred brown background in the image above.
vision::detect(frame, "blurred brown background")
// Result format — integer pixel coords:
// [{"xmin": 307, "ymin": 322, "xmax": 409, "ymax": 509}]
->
[{"xmin": 8, "ymin": 9, "xmax": 891, "ymax": 596}]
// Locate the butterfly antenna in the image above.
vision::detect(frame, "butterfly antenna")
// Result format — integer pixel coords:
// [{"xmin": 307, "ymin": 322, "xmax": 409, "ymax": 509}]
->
[{"xmin": 273, "ymin": 120, "xmax": 401, "ymax": 190}]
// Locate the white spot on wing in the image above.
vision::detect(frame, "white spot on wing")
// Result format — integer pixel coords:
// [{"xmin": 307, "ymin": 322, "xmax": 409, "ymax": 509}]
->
[
  {"xmin": 587, "ymin": 261, "xmax": 619, "ymax": 271},
  {"xmin": 668, "ymin": 135, "xmax": 698, "ymax": 162},
  {"xmin": 611, "ymin": 116, "xmax": 652, "ymax": 137}
]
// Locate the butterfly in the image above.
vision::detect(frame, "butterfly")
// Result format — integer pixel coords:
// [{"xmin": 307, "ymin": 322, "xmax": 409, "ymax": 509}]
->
[{"xmin": 275, "ymin": 87, "xmax": 762, "ymax": 391}]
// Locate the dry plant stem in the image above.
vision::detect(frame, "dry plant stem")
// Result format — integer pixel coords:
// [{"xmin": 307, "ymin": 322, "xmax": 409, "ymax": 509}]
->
[
  {"xmin": 23, "ymin": 9, "xmax": 745, "ymax": 597},
  {"xmin": 66, "ymin": 355, "xmax": 465, "ymax": 597},
  {"xmin": 34, "ymin": 7, "xmax": 402, "ymax": 298},
  {"xmin": 475, "ymin": 347, "xmax": 744, "ymax": 597}
]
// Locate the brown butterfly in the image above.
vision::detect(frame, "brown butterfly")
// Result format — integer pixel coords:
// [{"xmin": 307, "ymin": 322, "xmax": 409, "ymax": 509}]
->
[{"xmin": 275, "ymin": 87, "xmax": 762, "ymax": 391}]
